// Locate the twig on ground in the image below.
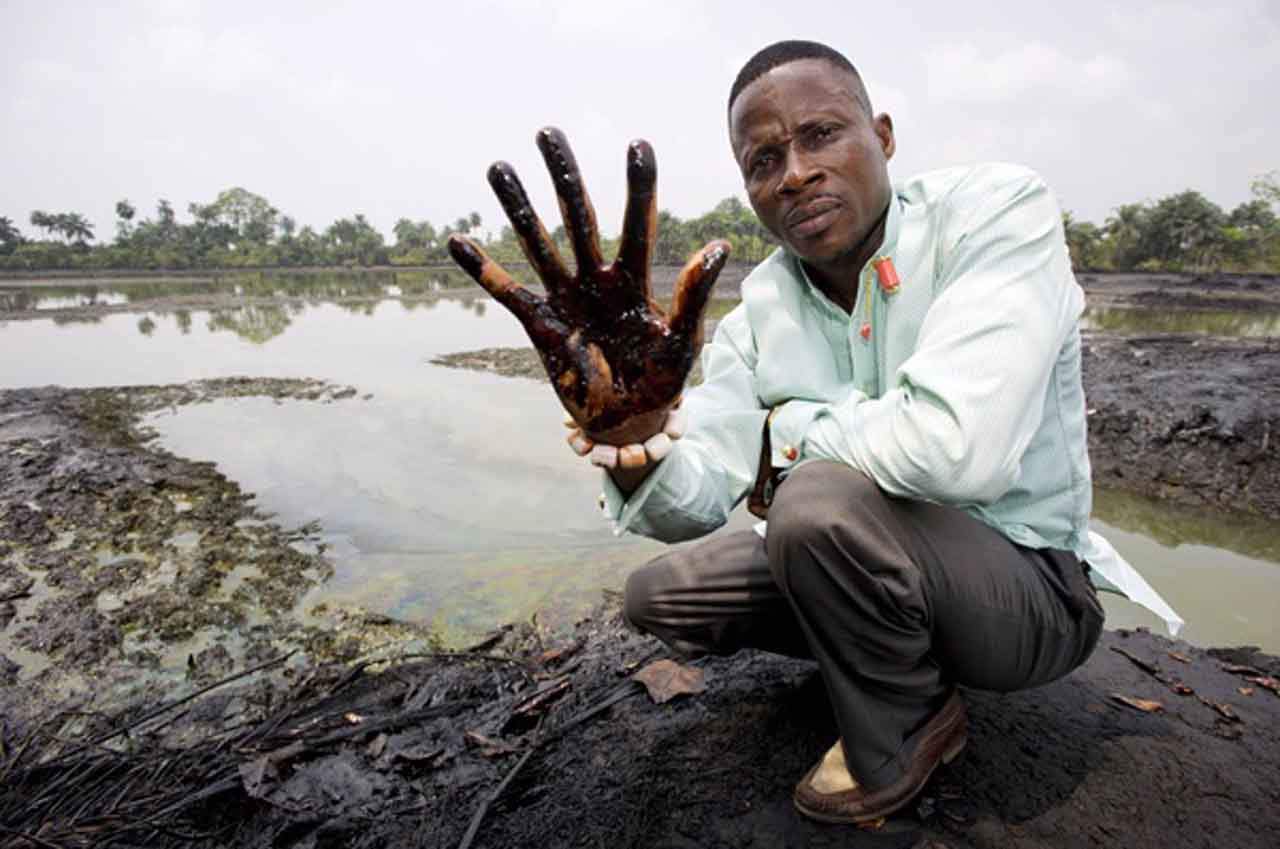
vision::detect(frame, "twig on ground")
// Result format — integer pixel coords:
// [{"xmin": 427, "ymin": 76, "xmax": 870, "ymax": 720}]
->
[
  {"xmin": 1112, "ymin": 646, "xmax": 1163, "ymax": 678},
  {"xmin": 457, "ymin": 748, "xmax": 536, "ymax": 849}
]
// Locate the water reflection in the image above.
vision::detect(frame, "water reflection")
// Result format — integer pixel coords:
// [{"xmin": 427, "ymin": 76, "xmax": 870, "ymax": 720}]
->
[
  {"xmin": 1082, "ymin": 305, "xmax": 1280, "ymax": 337},
  {"xmin": 129, "ymin": 293, "xmax": 493, "ymax": 343},
  {"xmin": 1093, "ymin": 487, "xmax": 1280, "ymax": 564},
  {"xmin": 1091, "ymin": 487, "xmax": 1278, "ymax": 650},
  {"xmin": 0, "ymin": 297, "xmax": 529, "ymax": 391},
  {"xmin": 51, "ymin": 313, "xmax": 102, "ymax": 326},
  {"xmin": 0, "ymin": 267, "xmax": 480, "ymax": 313},
  {"xmin": 4, "ymin": 287, "xmax": 1277, "ymax": 650},
  {"xmin": 207, "ymin": 303, "xmax": 297, "ymax": 344}
]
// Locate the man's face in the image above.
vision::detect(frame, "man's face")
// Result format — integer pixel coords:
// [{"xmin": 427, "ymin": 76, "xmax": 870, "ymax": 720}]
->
[{"xmin": 729, "ymin": 59, "xmax": 895, "ymax": 272}]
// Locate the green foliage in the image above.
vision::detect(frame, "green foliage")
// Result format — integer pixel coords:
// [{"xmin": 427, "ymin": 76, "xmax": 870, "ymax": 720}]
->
[
  {"xmin": 0, "ymin": 216, "xmax": 23, "ymax": 255},
  {"xmin": 1064, "ymin": 173, "xmax": 1280, "ymax": 273},
  {"xmin": 1063, "ymin": 212, "xmax": 1103, "ymax": 270},
  {"xmin": 1252, "ymin": 171, "xmax": 1280, "ymax": 211},
  {"xmin": 325, "ymin": 214, "xmax": 387, "ymax": 266},
  {"xmin": 28, "ymin": 210, "xmax": 94, "ymax": 246},
  {"xmin": 5, "ymin": 176, "xmax": 1280, "ymax": 273},
  {"xmin": 1137, "ymin": 191, "xmax": 1227, "ymax": 270}
]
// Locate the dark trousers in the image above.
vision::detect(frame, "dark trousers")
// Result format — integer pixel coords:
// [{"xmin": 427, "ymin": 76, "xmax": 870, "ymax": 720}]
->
[{"xmin": 623, "ymin": 461, "xmax": 1104, "ymax": 791}]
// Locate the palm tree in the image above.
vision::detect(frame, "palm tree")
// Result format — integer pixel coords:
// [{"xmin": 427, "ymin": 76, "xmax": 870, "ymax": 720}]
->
[{"xmin": 1104, "ymin": 203, "xmax": 1148, "ymax": 270}]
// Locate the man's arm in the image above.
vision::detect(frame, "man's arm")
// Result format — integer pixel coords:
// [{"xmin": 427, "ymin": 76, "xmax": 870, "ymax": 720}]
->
[
  {"xmin": 801, "ymin": 170, "xmax": 1081, "ymax": 504},
  {"xmin": 600, "ymin": 306, "xmax": 768, "ymax": 541}
]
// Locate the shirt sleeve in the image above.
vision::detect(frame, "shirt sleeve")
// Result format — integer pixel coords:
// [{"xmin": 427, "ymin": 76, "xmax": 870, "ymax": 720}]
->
[
  {"xmin": 600, "ymin": 307, "xmax": 768, "ymax": 542},
  {"xmin": 803, "ymin": 171, "xmax": 1083, "ymax": 505}
]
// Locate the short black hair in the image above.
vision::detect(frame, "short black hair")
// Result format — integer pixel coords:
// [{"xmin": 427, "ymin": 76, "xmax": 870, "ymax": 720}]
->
[{"xmin": 728, "ymin": 40, "xmax": 871, "ymax": 116}]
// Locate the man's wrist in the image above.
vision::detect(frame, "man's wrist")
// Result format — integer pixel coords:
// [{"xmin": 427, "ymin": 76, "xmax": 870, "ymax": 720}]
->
[{"xmin": 566, "ymin": 408, "xmax": 687, "ymax": 494}]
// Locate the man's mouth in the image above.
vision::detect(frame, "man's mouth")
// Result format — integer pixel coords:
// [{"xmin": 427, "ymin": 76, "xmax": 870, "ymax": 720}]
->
[{"xmin": 785, "ymin": 197, "xmax": 842, "ymax": 239}]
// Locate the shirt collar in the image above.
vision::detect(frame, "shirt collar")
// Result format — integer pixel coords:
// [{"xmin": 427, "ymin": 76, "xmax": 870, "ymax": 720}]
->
[{"xmin": 789, "ymin": 191, "xmax": 905, "ymax": 313}]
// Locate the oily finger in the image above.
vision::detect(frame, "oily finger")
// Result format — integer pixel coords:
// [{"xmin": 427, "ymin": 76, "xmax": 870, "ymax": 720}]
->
[
  {"xmin": 536, "ymin": 127, "xmax": 606, "ymax": 273},
  {"xmin": 668, "ymin": 240, "xmax": 731, "ymax": 339},
  {"xmin": 487, "ymin": 161, "xmax": 571, "ymax": 297},
  {"xmin": 447, "ymin": 236, "xmax": 563, "ymax": 350},
  {"xmin": 614, "ymin": 139, "xmax": 657, "ymax": 298}
]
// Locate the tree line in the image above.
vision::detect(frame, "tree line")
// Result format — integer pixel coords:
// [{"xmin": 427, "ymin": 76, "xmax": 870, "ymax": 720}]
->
[{"xmin": 2, "ymin": 173, "xmax": 1278, "ymax": 273}]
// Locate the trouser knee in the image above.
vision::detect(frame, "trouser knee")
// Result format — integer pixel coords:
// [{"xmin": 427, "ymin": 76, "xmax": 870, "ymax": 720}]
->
[
  {"xmin": 766, "ymin": 462, "xmax": 884, "ymax": 595},
  {"xmin": 622, "ymin": 559, "xmax": 663, "ymax": 635}
]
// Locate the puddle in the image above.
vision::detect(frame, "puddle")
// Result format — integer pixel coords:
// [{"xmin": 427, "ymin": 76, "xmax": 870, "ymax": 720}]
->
[
  {"xmin": 0, "ymin": 296, "xmax": 518, "ymax": 389},
  {"xmin": 97, "ymin": 558, "xmax": 180, "ymax": 613},
  {"xmin": 167, "ymin": 531, "xmax": 203, "ymax": 551},
  {"xmin": 1082, "ymin": 305, "xmax": 1280, "ymax": 337},
  {"xmin": 0, "ymin": 268, "xmax": 475, "ymax": 311},
  {"xmin": 1090, "ymin": 487, "xmax": 1280, "ymax": 650},
  {"xmin": 2, "ymin": 569, "xmax": 57, "ymax": 679},
  {"xmin": 3, "ymin": 287, "xmax": 1278, "ymax": 651}
]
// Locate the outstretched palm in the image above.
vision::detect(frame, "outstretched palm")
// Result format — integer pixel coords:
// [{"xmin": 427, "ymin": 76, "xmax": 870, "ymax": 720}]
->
[{"xmin": 448, "ymin": 128, "xmax": 730, "ymax": 445}]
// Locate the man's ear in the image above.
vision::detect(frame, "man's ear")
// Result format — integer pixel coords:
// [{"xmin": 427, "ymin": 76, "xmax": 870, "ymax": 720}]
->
[{"xmin": 874, "ymin": 113, "xmax": 896, "ymax": 161}]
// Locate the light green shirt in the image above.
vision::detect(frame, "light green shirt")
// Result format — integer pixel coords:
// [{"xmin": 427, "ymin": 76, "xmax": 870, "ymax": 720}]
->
[{"xmin": 604, "ymin": 162, "xmax": 1182, "ymax": 633}]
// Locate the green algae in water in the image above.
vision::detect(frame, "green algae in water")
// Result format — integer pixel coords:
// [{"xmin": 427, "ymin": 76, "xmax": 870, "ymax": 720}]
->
[
  {"xmin": 1093, "ymin": 486, "xmax": 1280, "ymax": 564},
  {"xmin": 1082, "ymin": 306, "xmax": 1280, "ymax": 338}
]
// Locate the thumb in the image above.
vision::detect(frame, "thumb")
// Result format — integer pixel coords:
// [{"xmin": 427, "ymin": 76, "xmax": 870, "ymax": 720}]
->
[{"xmin": 668, "ymin": 240, "xmax": 730, "ymax": 339}]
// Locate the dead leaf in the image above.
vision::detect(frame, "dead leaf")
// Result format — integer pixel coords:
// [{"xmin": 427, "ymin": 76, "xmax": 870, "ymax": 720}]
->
[
  {"xmin": 366, "ymin": 733, "xmax": 388, "ymax": 758},
  {"xmin": 1238, "ymin": 687, "xmax": 1255, "ymax": 697},
  {"xmin": 857, "ymin": 816, "xmax": 887, "ymax": 831},
  {"xmin": 390, "ymin": 745, "xmax": 447, "ymax": 766},
  {"xmin": 1170, "ymin": 682, "xmax": 1195, "ymax": 696},
  {"xmin": 344, "ymin": 712, "xmax": 364, "ymax": 725},
  {"xmin": 237, "ymin": 741, "xmax": 304, "ymax": 799},
  {"xmin": 464, "ymin": 731, "xmax": 520, "ymax": 757},
  {"xmin": 1221, "ymin": 663, "xmax": 1264, "ymax": 676},
  {"xmin": 1168, "ymin": 651, "xmax": 1191, "ymax": 664},
  {"xmin": 1110, "ymin": 693, "xmax": 1164, "ymax": 713},
  {"xmin": 632, "ymin": 659, "xmax": 706, "ymax": 704},
  {"xmin": 1245, "ymin": 675, "xmax": 1280, "ymax": 696},
  {"xmin": 1199, "ymin": 697, "xmax": 1241, "ymax": 723}
]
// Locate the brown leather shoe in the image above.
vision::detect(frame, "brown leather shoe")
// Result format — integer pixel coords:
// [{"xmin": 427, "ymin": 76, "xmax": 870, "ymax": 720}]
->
[{"xmin": 793, "ymin": 690, "xmax": 967, "ymax": 824}]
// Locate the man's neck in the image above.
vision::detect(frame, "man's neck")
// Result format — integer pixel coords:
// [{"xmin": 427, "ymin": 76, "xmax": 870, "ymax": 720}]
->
[{"xmin": 801, "ymin": 199, "xmax": 891, "ymax": 314}]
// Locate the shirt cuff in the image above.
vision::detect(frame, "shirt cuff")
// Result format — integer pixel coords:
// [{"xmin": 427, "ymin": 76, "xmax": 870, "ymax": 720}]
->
[
  {"xmin": 768, "ymin": 400, "xmax": 829, "ymax": 467},
  {"xmin": 599, "ymin": 447, "xmax": 682, "ymax": 536}
]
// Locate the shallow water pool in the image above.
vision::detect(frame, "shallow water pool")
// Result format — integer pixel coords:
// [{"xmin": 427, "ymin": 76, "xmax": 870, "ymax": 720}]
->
[{"xmin": 2, "ymin": 289, "xmax": 1277, "ymax": 649}]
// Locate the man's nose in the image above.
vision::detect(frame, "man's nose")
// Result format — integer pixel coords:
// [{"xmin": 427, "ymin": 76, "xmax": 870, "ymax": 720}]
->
[{"xmin": 778, "ymin": 145, "xmax": 821, "ymax": 194}]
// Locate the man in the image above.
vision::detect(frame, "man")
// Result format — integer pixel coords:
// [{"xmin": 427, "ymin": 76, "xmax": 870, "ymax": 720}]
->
[{"xmin": 450, "ymin": 40, "xmax": 1180, "ymax": 825}]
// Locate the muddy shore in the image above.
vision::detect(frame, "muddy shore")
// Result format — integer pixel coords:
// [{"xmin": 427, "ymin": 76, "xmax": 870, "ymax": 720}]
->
[
  {"xmin": 4, "ymin": 607, "xmax": 1278, "ymax": 848},
  {"xmin": 0, "ymin": 380, "xmax": 445, "ymax": 726},
  {"xmin": 2, "ymin": 269, "xmax": 1279, "ymax": 847}
]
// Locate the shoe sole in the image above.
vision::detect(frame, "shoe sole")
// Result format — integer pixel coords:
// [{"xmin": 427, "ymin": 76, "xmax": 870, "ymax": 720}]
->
[{"xmin": 793, "ymin": 733, "xmax": 968, "ymax": 825}]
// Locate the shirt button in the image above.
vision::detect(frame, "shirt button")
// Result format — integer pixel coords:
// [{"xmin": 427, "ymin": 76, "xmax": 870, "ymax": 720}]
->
[
  {"xmin": 597, "ymin": 493, "xmax": 606, "ymax": 510},
  {"xmin": 782, "ymin": 445, "xmax": 799, "ymax": 462}
]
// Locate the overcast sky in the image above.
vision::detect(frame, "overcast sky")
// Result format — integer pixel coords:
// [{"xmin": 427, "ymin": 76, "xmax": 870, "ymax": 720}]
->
[{"xmin": 3, "ymin": 0, "xmax": 1277, "ymax": 243}]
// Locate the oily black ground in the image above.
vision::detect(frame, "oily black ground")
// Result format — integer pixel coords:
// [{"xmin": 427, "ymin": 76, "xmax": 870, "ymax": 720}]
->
[{"xmin": 3, "ymin": 611, "xmax": 1277, "ymax": 849}]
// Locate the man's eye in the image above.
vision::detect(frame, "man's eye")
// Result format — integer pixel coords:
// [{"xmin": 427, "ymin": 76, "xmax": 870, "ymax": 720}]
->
[{"xmin": 750, "ymin": 153, "xmax": 776, "ymax": 175}]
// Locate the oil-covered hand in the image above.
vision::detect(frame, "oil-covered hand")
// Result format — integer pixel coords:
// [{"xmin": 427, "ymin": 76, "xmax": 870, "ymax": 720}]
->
[{"xmin": 448, "ymin": 127, "xmax": 730, "ymax": 445}]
